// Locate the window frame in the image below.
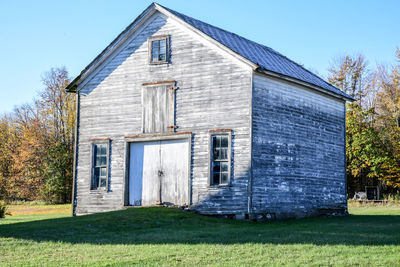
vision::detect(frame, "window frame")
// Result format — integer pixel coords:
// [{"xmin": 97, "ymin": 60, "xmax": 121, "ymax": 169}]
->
[
  {"xmin": 148, "ymin": 35, "xmax": 170, "ymax": 64},
  {"xmin": 90, "ymin": 139, "xmax": 110, "ymax": 191},
  {"xmin": 208, "ymin": 130, "xmax": 232, "ymax": 186}
]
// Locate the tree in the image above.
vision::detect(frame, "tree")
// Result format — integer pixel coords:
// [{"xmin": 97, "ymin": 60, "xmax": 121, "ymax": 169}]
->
[
  {"xmin": 328, "ymin": 55, "xmax": 371, "ymax": 107},
  {"xmin": 345, "ymin": 104, "xmax": 391, "ymax": 194},
  {"xmin": 371, "ymin": 49, "xmax": 400, "ymax": 189},
  {"xmin": 329, "ymin": 52, "xmax": 400, "ymax": 196},
  {"xmin": 0, "ymin": 67, "xmax": 75, "ymax": 203},
  {"xmin": 38, "ymin": 67, "xmax": 75, "ymax": 203},
  {"xmin": 0, "ymin": 117, "xmax": 14, "ymax": 200}
]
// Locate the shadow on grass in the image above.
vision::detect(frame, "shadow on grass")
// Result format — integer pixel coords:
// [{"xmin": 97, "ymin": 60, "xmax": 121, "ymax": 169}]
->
[{"xmin": 0, "ymin": 207, "xmax": 399, "ymax": 246}]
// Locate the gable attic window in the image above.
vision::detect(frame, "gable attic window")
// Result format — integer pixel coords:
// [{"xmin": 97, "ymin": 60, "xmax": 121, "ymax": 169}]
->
[{"xmin": 149, "ymin": 35, "xmax": 169, "ymax": 64}]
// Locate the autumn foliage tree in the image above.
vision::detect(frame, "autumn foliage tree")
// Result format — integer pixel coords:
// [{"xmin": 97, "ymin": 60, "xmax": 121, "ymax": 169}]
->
[
  {"xmin": 329, "ymin": 51, "xmax": 400, "ymax": 196},
  {"xmin": 372, "ymin": 49, "xmax": 400, "ymax": 189},
  {"xmin": 0, "ymin": 67, "xmax": 75, "ymax": 203}
]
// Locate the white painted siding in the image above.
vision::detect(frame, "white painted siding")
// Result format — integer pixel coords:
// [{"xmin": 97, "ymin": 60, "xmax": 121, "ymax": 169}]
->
[{"xmin": 75, "ymin": 11, "xmax": 252, "ymax": 215}]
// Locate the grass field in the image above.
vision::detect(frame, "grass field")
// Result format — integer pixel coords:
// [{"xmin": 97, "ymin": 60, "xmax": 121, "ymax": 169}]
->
[{"xmin": 0, "ymin": 204, "xmax": 399, "ymax": 266}]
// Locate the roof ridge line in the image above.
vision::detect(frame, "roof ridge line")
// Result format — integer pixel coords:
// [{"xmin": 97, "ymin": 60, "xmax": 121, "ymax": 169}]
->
[{"xmin": 158, "ymin": 3, "xmax": 336, "ymax": 91}]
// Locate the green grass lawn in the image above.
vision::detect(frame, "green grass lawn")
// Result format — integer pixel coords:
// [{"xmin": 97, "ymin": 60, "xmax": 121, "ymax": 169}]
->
[{"xmin": 0, "ymin": 204, "xmax": 399, "ymax": 266}]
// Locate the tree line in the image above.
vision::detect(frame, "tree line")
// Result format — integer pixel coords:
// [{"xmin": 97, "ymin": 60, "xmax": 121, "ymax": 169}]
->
[
  {"xmin": 0, "ymin": 67, "xmax": 75, "ymax": 203},
  {"xmin": 0, "ymin": 50, "xmax": 399, "ymax": 204},
  {"xmin": 328, "ymin": 49, "xmax": 400, "ymax": 196}
]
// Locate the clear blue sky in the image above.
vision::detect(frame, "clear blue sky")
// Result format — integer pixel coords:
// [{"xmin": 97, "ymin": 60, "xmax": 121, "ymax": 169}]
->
[{"xmin": 1, "ymin": 0, "xmax": 399, "ymax": 114}]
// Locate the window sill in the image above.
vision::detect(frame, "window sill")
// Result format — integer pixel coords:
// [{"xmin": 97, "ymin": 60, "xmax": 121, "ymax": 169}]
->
[
  {"xmin": 149, "ymin": 60, "xmax": 169, "ymax": 65},
  {"xmin": 89, "ymin": 188, "xmax": 108, "ymax": 193},
  {"xmin": 208, "ymin": 184, "xmax": 231, "ymax": 189}
]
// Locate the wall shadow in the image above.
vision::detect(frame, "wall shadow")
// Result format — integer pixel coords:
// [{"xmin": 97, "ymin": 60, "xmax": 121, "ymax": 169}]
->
[{"xmin": 0, "ymin": 207, "xmax": 399, "ymax": 246}]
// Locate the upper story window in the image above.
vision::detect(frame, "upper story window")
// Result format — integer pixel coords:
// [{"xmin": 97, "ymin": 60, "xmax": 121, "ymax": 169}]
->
[
  {"xmin": 91, "ymin": 142, "xmax": 109, "ymax": 190},
  {"xmin": 149, "ymin": 35, "xmax": 169, "ymax": 64},
  {"xmin": 209, "ymin": 131, "xmax": 232, "ymax": 186}
]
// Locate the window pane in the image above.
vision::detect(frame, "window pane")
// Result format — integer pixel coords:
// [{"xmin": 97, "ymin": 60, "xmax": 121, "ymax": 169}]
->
[
  {"xmin": 221, "ymin": 136, "xmax": 228, "ymax": 148},
  {"xmin": 92, "ymin": 168, "xmax": 100, "ymax": 189},
  {"xmin": 152, "ymin": 47, "xmax": 159, "ymax": 54},
  {"xmin": 159, "ymin": 53, "xmax": 166, "ymax": 61},
  {"xmin": 213, "ymin": 161, "xmax": 220, "ymax": 172},
  {"xmin": 213, "ymin": 148, "xmax": 220, "ymax": 159},
  {"xmin": 100, "ymin": 144, "xmax": 107, "ymax": 156},
  {"xmin": 159, "ymin": 39, "xmax": 166, "ymax": 47},
  {"xmin": 100, "ymin": 177, "xmax": 106, "ymax": 188},
  {"xmin": 95, "ymin": 155, "xmax": 101, "ymax": 166},
  {"xmin": 100, "ymin": 167, "xmax": 107, "ymax": 177},
  {"xmin": 100, "ymin": 155, "xmax": 107, "ymax": 166},
  {"xmin": 220, "ymin": 148, "xmax": 227, "ymax": 160},
  {"xmin": 216, "ymin": 136, "xmax": 221, "ymax": 147},
  {"xmin": 94, "ymin": 144, "xmax": 107, "ymax": 166},
  {"xmin": 152, "ymin": 53, "xmax": 159, "ymax": 62},
  {"xmin": 221, "ymin": 162, "xmax": 228, "ymax": 172},
  {"xmin": 212, "ymin": 136, "xmax": 217, "ymax": 148},
  {"xmin": 221, "ymin": 173, "xmax": 228, "ymax": 184},
  {"xmin": 100, "ymin": 167, "xmax": 107, "ymax": 188},
  {"xmin": 94, "ymin": 145, "xmax": 98, "ymax": 163},
  {"xmin": 152, "ymin": 40, "xmax": 159, "ymax": 48},
  {"xmin": 213, "ymin": 171, "xmax": 220, "ymax": 185}
]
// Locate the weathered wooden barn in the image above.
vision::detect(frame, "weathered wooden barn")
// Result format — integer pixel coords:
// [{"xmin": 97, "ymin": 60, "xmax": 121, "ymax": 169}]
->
[{"xmin": 66, "ymin": 3, "xmax": 353, "ymax": 219}]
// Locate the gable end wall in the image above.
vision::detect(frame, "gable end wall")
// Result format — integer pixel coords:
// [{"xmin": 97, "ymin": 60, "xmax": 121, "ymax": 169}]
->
[{"xmin": 75, "ymin": 12, "xmax": 253, "ymax": 215}]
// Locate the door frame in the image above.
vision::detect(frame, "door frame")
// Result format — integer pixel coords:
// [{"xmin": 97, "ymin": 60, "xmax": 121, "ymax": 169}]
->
[{"xmin": 123, "ymin": 132, "xmax": 192, "ymax": 207}]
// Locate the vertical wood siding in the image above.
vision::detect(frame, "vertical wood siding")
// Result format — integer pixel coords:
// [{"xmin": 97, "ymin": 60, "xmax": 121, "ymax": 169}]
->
[
  {"xmin": 251, "ymin": 74, "xmax": 347, "ymax": 218},
  {"xmin": 75, "ymin": 12, "xmax": 252, "ymax": 215}
]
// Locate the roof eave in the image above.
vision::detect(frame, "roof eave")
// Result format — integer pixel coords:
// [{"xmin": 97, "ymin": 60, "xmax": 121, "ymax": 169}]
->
[{"xmin": 65, "ymin": 3, "xmax": 158, "ymax": 93}]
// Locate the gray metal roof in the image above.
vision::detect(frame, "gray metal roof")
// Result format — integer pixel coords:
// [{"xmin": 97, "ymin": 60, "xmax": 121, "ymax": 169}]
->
[
  {"xmin": 161, "ymin": 4, "xmax": 351, "ymax": 100},
  {"xmin": 67, "ymin": 3, "xmax": 352, "ymax": 100}
]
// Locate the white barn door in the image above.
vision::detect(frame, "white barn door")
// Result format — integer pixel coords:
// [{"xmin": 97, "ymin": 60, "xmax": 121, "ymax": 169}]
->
[
  {"xmin": 160, "ymin": 139, "xmax": 189, "ymax": 205},
  {"xmin": 129, "ymin": 139, "xmax": 189, "ymax": 206}
]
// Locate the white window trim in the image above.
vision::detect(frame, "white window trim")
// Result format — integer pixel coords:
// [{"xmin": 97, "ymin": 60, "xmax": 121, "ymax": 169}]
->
[
  {"xmin": 208, "ymin": 129, "xmax": 232, "ymax": 187},
  {"xmin": 89, "ymin": 138, "xmax": 111, "ymax": 192},
  {"xmin": 148, "ymin": 35, "xmax": 170, "ymax": 64}
]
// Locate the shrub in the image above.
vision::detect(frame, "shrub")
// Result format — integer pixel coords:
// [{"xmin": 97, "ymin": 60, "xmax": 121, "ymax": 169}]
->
[
  {"xmin": 0, "ymin": 201, "xmax": 11, "ymax": 218},
  {"xmin": 383, "ymin": 193, "xmax": 400, "ymax": 203}
]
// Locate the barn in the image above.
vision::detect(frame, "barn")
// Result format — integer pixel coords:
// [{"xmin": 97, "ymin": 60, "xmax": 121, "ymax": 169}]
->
[{"xmin": 66, "ymin": 3, "xmax": 353, "ymax": 219}]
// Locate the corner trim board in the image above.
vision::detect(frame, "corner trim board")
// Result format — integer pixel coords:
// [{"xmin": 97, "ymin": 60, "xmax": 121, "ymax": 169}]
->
[{"xmin": 72, "ymin": 93, "xmax": 80, "ymax": 216}]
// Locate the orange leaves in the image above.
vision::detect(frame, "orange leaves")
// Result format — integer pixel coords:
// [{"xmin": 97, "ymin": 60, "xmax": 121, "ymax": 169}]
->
[{"xmin": 0, "ymin": 67, "xmax": 75, "ymax": 202}]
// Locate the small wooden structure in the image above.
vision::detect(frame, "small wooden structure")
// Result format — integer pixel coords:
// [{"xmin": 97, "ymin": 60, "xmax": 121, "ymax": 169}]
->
[{"xmin": 66, "ymin": 3, "xmax": 353, "ymax": 219}]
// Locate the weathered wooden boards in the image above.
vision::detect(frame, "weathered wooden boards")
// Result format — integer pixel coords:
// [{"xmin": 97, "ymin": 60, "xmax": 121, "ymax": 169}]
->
[
  {"xmin": 129, "ymin": 140, "xmax": 189, "ymax": 206},
  {"xmin": 75, "ymin": 12, "xmax": 252, "ymax": 215},
  {"xmin": 251, "ymin": 74, "xmax": 347, "ymax": 218},
  {"xmin": 74, "ymin": 10, "xmax": 346, "ymax": 219}
]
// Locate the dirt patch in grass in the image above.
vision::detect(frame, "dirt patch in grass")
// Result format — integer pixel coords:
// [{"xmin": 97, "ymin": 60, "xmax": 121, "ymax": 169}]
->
[{"xmin": 8, "ymin": 204, "xmax": 71, "ymax": 215}]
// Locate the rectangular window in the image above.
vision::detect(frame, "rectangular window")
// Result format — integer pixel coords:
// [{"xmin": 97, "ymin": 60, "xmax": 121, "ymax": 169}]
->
[
  {"xmin": 91, "ymin": 143, "xmax": 109, "ymax": 190},
  {"xmin": 149, "ymin": 36, "xmax": 169, "ymax": 63},
  {"xmin": 210, "ymin": 134, "xmax": 231, "ymax": 185}
]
